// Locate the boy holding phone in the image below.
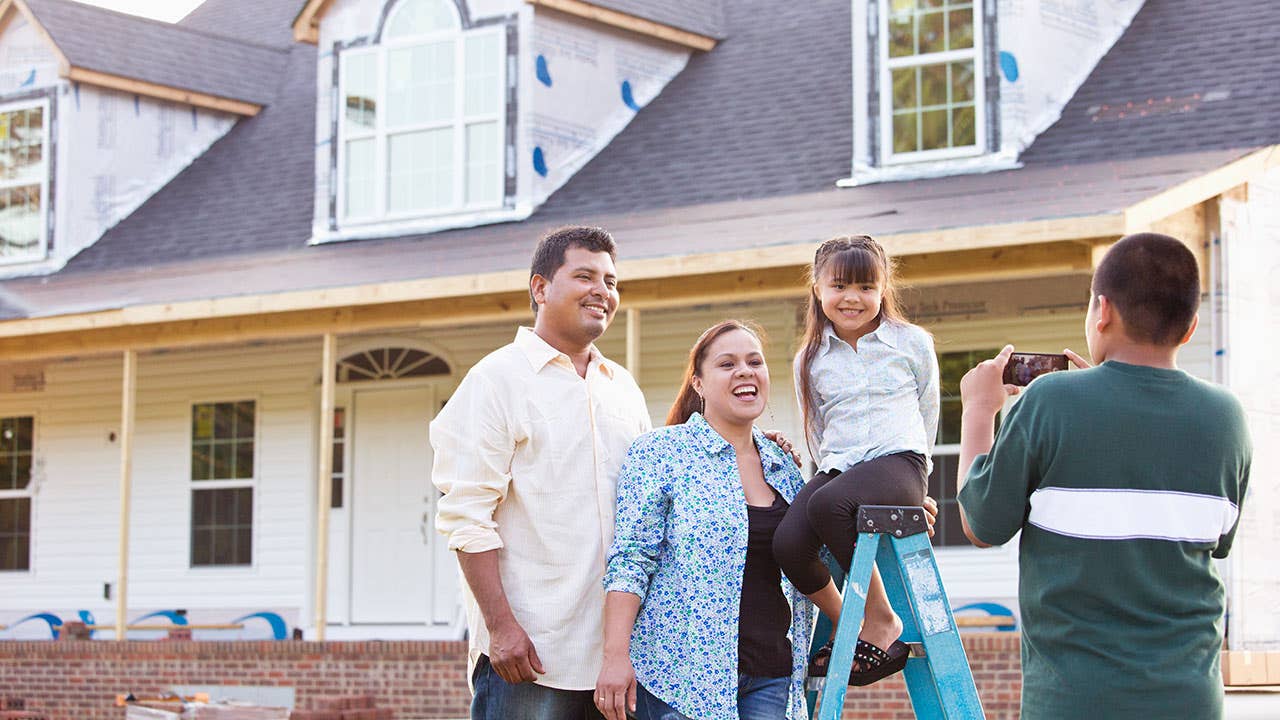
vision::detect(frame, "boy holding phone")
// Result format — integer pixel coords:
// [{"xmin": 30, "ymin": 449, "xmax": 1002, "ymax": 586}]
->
[{"xmin": 955, "ymin": 233, "xmax": 1251, "ymax": 720}]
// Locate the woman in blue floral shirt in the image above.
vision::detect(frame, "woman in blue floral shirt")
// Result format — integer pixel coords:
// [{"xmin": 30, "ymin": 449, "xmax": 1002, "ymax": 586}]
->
[{"xmin": 594, "ymin": 320, "xmax": 816, "ymax": 720}]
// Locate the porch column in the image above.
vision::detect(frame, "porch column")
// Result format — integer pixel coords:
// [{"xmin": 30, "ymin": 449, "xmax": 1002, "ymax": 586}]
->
[
  {"xmin": 313, "ymin": 333, "xmax": 337, "ymax": 640},
  {"xmin": 115, "ymin": 350, "xmax": 136, "ymax": 640},
  {"xmin": 626, "ymin": 308, "xmax": 641, "ymax": 378}
]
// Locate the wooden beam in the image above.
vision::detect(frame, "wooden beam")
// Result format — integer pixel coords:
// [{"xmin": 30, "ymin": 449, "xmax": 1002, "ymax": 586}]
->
[
  {"xmin": 625, "ymin": 308, "xmax": 640, "ymax": 378},
  {"xmin": 313, "ymin": 333, "xmax": 336, "ymax": 641},
  {"xmin": 291, "ymin": 0, "xmax": 332, "ymax": 44},
  {"xmin": 524, "ymin": 0, "xmax": 717, "ymax": 51},
  {"xmin": 115, "ymin": 350, "xmax": 136, "ymax": 641},
  {"xmin": 1125, "ymin": 146, "xmax": 1280, "ymax": 231},
  {"xmin": 1149, "ymin": 203, "xmax": 1211, "ymax": 291},
  {"xmin": 65, "ymin": 67, "xmax": 261, "ymax": 117}
]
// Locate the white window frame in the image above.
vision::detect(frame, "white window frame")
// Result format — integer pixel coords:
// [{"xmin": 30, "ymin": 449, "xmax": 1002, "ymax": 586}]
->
[
  {"xmin": 187, "ymin": 398, "xmax": 258, "ymax": 570},
  {"xmin": 0, "ymin": 413, "xmax": 36, "ymax": 573},
  {"xmin": 878, "ymin": 0, "xmax": 986, "ymax": 165},
  {"xmin": 336, "ymin": 5, "xmax": 507, "ymax": 225},
  {"xmin": 0, "ymin": 97, "xmax": 51, "ymax": 266}
]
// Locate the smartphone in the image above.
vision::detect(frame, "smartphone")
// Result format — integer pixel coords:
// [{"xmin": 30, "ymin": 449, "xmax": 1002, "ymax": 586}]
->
[{"xmin": 1003, "ymin": 352, "xmax": 1069, "ymax": 386}]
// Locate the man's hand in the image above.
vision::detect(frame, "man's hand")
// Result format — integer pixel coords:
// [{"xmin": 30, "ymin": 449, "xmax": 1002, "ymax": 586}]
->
[
  {"xmin": 594, "ymin": 654, "xmax": 637, "ymax": 720},
  {"xmin": 922, "ymin": 495, "xmax": 939, "ymax": 538},
  {"xmin": 488, "ymin": 617, "xmax": 545, "ymax": 684},
  {"xmin": 960, "ymin": 345, "xmax": 1021, "ymax": 419},
  {"xmin": 763, "ymin": 430, "xmax": 803, "ymax": 468}
]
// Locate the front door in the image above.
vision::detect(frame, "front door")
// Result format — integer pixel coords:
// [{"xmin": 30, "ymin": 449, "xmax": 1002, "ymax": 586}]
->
[{"xmin": 350, "ymin": 386, "xmax": 456, "ymax": 624}]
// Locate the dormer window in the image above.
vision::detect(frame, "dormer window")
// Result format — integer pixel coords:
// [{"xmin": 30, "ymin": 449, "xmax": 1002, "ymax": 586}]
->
[
  {"xmin": 338, "ymin": 0, "xmax": 507, "ymax": 225},
  {"xmin": 879, "ymin": 0, "xmax": 984, "ymax": 163},
  {"xmin": 0, "ymin": 99, "xmax": 50, "ymax": 264}
]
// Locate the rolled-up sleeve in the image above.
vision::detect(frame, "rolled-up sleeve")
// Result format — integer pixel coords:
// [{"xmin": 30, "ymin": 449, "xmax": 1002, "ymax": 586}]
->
[
  {"xmin": 430, "ymin": 371, "xmax": 515, "ymax": 553},
  {"xmin": 604, "ymin": 434, "xmax": 669, "ymax": 601}
]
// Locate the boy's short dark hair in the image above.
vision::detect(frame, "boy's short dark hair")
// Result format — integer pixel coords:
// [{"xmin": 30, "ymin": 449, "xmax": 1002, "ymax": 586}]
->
[
  {"xmin": 529, "ymin": 226, "xmax": 617, "ymax": 311},
  {"xmin": 1093, "ymin": 232, "xmax": 1200, "ymax": 345}
]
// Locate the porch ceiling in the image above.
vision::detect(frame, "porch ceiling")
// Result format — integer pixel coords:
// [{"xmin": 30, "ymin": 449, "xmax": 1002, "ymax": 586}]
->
[{"xmin": 0, "ymin": 146, "xmax": 1271, "ymax": 361}]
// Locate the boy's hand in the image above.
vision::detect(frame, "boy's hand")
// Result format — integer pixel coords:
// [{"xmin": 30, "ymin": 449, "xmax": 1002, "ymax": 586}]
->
[
  {"xmin": 960, "ymin": 345, "xmax": 1021, "ymax": 418},
  {"xmin": 1064, "ymin": 348, "xmax": 1093, "ymax": 369}
]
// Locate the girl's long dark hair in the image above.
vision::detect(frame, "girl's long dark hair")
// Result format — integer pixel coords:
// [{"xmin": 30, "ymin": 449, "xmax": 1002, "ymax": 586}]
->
[
  {"xmin": 796, "ymin": 236, "xmax": 907, "ymax": 456},
  {"xmin": 666, "ymin": 320, "xmax": 767, "ymax": 426}
]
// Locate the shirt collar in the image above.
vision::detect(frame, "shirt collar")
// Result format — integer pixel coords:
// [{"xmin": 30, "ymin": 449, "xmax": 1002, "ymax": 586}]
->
[
  {"xmin": 820, "ymin": 318, "xmax": 903, "ymax": 353},
  {"xmin": 514, "ymin": 327, "xmax": 614, "ymax": 378},
  {"xmin": 684, "ymin": 412, "xmax": 786, "ymax": 471}
]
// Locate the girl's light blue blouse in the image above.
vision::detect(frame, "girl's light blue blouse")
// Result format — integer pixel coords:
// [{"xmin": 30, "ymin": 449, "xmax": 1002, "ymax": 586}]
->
[{"xmin": 604, "ymin": 412, "xmax": 816, "ymax": 720}]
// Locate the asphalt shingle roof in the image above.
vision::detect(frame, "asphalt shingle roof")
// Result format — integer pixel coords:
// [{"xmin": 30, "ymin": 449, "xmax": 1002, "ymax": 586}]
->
[
  {"xmin": 26, "ymin": 0, "xmax": 289, "ymax": 106},
  {"xmin": 8, "ymin": 0, "xmax": 1278, "ymax": 304},
  {"xmin": 588, "ymin": 0, "xmax": 725, "ymax": 39},
  {"xmin": 179, "ymin": 0, "xmax": 301, "ymax": 50}
]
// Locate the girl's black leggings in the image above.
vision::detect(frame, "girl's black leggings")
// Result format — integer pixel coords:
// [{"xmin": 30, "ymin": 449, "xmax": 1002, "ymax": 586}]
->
[{"xmin": 772, "ymin": 451, "xmax": 927, "ymax": 595}]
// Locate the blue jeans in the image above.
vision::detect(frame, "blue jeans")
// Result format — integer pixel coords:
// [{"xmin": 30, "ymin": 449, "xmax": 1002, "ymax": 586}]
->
[
  {"xmin": 634, "ymin": 674, "xmax": 790, "ymax": 720},
  {"xmin": 471, "ymin": 654, "xmax": 605, "ymax": 720}
]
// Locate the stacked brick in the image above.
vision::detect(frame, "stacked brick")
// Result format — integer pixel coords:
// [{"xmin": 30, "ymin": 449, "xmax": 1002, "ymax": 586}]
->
[
  {"xmin": 289, "ymin": 695, "xmax": 393, "ymax": 720},
  {"xmin": 1, "ymin": 697, "xmax": 48, "ymax": 720}
]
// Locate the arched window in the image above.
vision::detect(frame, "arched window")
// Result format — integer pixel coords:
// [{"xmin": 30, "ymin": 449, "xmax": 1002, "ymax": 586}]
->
[
  {"xmin": 336, "ymin": 347, "xmax": 451, "ymax": 382},
  {"xmin": 339, "ymin": 0, "xmax": 506, "ymax": 223}
]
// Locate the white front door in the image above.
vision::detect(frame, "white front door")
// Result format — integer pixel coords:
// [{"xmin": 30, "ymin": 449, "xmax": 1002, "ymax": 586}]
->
[{"xmin": 350, "ymin": 386, "xmax": 457, "ymax": 624}]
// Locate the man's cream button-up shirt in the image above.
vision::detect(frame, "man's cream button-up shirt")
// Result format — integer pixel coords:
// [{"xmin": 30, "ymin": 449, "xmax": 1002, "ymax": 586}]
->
[{"xmin": 430, "ymin": 327, "xmax": 652, "ymax": 690}]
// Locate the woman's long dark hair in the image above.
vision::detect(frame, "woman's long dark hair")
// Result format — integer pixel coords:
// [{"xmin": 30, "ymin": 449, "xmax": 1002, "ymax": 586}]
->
[
  {"xmin": 666, "ymin": 320, "xmax": 767, "ymax": 426},
  {"xmin": 796, "ymin": 236, "xmax": 907, "ymax": 456}
]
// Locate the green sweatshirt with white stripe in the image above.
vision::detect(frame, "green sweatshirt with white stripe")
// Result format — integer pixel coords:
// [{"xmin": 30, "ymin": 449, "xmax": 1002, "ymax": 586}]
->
[{"xmin": 959, "ymin": 361, "xmax": 1251, "ymax": 720}]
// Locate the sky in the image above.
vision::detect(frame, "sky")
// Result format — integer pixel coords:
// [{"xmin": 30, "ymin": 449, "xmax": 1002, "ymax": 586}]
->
[{"xmin": 72, "ymin": 0, "xmax": 207, "ymax": 22}]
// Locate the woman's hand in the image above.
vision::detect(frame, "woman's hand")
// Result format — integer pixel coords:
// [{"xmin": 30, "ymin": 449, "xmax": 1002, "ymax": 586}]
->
[
  {"xmin": 594, "ymin": 654, "xmax": 637, "ymax": 720},
  {"xmin": 763, "ymin": 430, "xmax": 803, "ymax": 468}
]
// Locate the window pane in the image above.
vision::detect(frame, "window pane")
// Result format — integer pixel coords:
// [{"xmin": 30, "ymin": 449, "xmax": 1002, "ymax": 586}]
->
[
  {"xmin": 0, "ymin": 106, "xmax": 44, "ymax": 183},
  {"xmin": 921, "ymin": 108, "xmax": 948, "ymax": 150},
  {"xmin": 0, "ymin": 185, "xmax": 42, "ymax": 258},
  {"xmin": 1, "ymin": 497, "xmax": 34, "ymax": 569},
  {"xmin": 385, "ymin": 0, "xmax": 459, "ymax": 39},
  {"xmin": 940, "ymin": 399, "xmax": 962, "ymax": 444},
  {"xmin": 387, "ymin": 41, "xmax": 454, "ymax": 128},
  {"xmin": 15, "ymin": 417, "xmax": 32, "ymax": 451},
  {"xmin": 921, "ymin": 64, "xmax": 947, "ymax": 107},
  {"xmin": 213, "ymin": 402, "xmax": 234, "ymax": 438},
  {"xmin": 345, "ymin": 138, "xmax": 376, "ymax": 218},
  {"xmin": 191, "ymin": 528, "xmax": 213, "ymax": 566},
  {"xmin": 388, "ymin": 128, "xmax": 453, "ymax": 213},
  {"xmin": 234, "ymin": 440, "xmax": 254, "ymax": 479},
  {"xmin": 344, "ymin": 52, "xmax": 377, "ymax": 131},
  {"xmin": 951, "ymin": 60, "xmax": 975, "ymax": 103},
  {"xmin": 213, "ymin": 442, "xmax": 233, "ymax": 479},
  {"xmin": 235, "ymin": 401, "xmax": 255, "ymax": 439},
  {"xmin": 12, "ymin": 453, "xmax": 30, "ymax": 490},
  {"xmin": 193, "ymin": 404, "xmax": 214, "ymax": 440},
  {"xmin": 888, "ymin": 6, "xmax": 915, "ymax": 58},
  {"xmin": 466, "ymin": 122, "xmax": 501, "ymax": 206},
  {"xmin": 334, "ymin": 407, "xmax": 345, "ymax": 440},
  {"xmin": 949, "ymin": 8, "xmax": 974, "ymax": 50},
  {"xmin": 893, "ymin": 113, "xmax": 918, "ymax": 154},
  {"xmin": 953, "ymin": 105, "xmax": 976, "ymax": 147},
  {"xmin": 464, "ymin": 33, "xmax": 502, "ymax": 116},
  {"xmin": 331, "ymin": 475, "xmax": 344, "ymax": 509},
  {"xmin": 192, "ymin": 489, "xmax": 215, "ymax": 526},
  {"xmin": 191, "ymin": 488, "xmax": 251, "ymax": 566},
  {"xmin": 918, "ymin": 10, "xmax": 945, "ymax": 54},
  {"xmin": 191, "ymin": 444, "xmax": 212, "ymax": 481},
  {"xmin": 891, "ymin": 67, "xmax": 917, "ymax": 112}
]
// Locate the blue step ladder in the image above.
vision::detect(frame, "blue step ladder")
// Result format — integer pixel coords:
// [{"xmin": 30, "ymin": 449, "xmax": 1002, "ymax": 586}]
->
[{"xmin": 807, "ymin": 505, "xmax": 985, "ymax": 720}]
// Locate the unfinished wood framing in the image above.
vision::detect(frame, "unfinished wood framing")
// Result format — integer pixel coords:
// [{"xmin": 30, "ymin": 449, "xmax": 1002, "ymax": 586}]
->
[
  {"xmin": 65, "ymin": 67, "xmax": 261, "ymax": 117},
  {"xmin": 1125, "ymin": 146, "xmax": 1280, "ymax": 231},
  {"xmin": 524, "ymin": 0, "xmax": 717, "ymax": 51},
  {"xmin": 313, "ymin": 333, "xmax": 337, "ymax": 641},
  {"xmin": 291, "ymin": 0, "xmax": 334, "ymax": 44},
  {"xmin": 625, "ymin": 308, "xmax": 640, "ymax": 377},
  {"xmin": 115, "ymin": 350, "xmax": 137, "ymax": 641}
]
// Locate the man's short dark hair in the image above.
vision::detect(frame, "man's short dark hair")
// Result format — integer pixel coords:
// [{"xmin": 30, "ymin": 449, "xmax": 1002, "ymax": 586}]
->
[
  {"xmin": 1093, "ymin": 232, "xmax": 1200, "ymax": 345},
  {"xmin": 529, "ymin": 226, "xmax": 617, "ymax": 311}
]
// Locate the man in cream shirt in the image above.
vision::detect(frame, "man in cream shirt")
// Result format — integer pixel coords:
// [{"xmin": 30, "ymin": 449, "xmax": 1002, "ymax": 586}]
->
[{"xmin": 430, "ymin": 226, "xmax": 651, "ymax": 719}]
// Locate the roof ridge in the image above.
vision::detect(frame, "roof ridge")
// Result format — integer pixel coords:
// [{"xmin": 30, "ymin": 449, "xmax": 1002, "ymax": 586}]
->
[{"xmin": 34, "ymin": 0, "xmax": 293, "ymax": 54}]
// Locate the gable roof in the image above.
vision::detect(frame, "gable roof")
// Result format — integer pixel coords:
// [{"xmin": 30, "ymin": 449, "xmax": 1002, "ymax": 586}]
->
[
  {"xmin": 180, "ymin": 0, "xmax": 300, "ymax": 49},
  {"xmin": 3, "ymin": 0, "xmax": 1278, "ymax": 321},
  {"xmin": 18, "ymin": 0, "xmax": 288, "ymax": 112}
]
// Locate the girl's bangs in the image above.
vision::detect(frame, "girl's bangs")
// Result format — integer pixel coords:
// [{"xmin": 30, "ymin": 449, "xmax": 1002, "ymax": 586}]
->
[{"xmin": 825, "ymin": 247, "xmax": 882, "ymax": 285}]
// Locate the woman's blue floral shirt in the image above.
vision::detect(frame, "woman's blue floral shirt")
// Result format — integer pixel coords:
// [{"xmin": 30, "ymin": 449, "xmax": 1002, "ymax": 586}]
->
[{"xmin": 604, "ymin": 412, "xmax": 816, "ymax": 720}]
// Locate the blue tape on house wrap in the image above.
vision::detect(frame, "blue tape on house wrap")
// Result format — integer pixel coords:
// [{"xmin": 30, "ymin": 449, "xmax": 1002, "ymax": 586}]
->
[
  {"xmin": 999, "ymin": 51, "xmax": 1019, "ymax": 82},
  {"xmin": 621, "ymin": 80, "xmax": 641, "ymax": 111},
  {"xmin": 19, "ymin": 68, "xmax": 35, "ymax": 88},
  {"xmin": 533, "ymin": 146, "xmax": 548, "ymax": 176},
  {"xmin": 536, "ymin": 54, "xmax": 552, "ymax": 87}
]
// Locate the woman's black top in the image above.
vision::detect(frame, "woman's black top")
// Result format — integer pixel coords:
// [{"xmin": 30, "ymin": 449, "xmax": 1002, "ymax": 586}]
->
[{"xmin": 737, "ymin": 491, "xmax": 793, "ymax": 678}]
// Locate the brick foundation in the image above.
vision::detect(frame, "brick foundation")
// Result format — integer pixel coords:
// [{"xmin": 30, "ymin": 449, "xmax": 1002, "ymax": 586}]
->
[{"xmin": 0, "ymin": 634, "xmax": 1020, "ymax": 720}]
